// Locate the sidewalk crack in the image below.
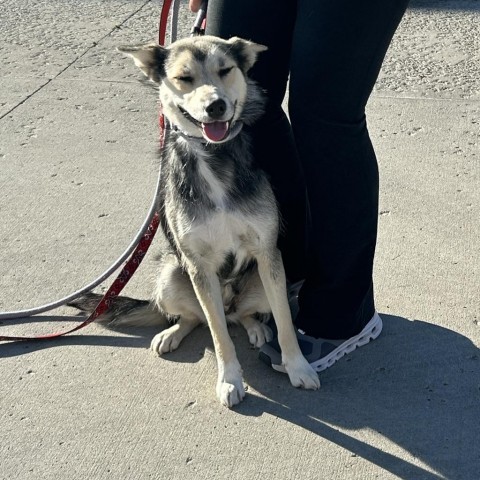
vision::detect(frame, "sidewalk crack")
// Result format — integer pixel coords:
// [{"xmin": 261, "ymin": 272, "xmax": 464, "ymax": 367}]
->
[{"xmin": 0, "ymin": 0, "xmax": 153, "ymax": 121}]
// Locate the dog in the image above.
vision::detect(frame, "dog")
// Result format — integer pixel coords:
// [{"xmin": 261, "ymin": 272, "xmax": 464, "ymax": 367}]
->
[{"xmin": 70, "ymin": 35, "xmax": 320, "ymax": 407}]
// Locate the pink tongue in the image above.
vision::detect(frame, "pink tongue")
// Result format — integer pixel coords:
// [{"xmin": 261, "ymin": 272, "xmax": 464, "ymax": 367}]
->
[{"xmin": 202, "ymin": 121, "xmax": 229, "ymax": 142}]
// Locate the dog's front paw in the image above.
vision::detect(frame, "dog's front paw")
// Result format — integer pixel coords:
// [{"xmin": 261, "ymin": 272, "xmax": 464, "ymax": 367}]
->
[
  {"xmin": 150, "ymin": 326, "xmax": 183, "ymax": 355},
  {"xmin": 284, "ymin": 355, "xmax": 321, "ymax": 390},
  {"xmin": 216, "ymin": 364, "xmax": 245, "ymax": 407},
  {"xmin": 216, "ymin": 379, "xmax": 246, "ymax": 408}
]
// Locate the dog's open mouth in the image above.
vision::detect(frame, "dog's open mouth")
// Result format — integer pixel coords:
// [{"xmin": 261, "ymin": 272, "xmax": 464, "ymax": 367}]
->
[
  {"xmin": 201, "ymin": 121, "xmax": 229, "ymax": 142},
  {"xmin": 178, "ymin": 105, "xmax": 232, "ymax": 142}
]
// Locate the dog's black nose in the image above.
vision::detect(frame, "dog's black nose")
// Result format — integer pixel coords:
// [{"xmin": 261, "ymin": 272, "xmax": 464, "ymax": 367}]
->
[{"xmin": 206, "ymin": 99, "xmax": 227, "ymax": 119}]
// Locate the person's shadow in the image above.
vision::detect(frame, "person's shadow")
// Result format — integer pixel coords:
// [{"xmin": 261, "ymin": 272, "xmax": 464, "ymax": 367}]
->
[
  {"xmin": 233, "ymin": 314, "xmax": 479, "ymax": 480},
  {"xmin": 1, "ymin": 313, "xmax": 478, "ymax": 479}
]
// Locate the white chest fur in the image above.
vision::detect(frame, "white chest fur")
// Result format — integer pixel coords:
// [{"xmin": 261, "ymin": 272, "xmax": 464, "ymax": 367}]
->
[
  {"xmin": 172, "ymin": 151, "xmax": 276, "ymax": 273},
  {"xmin": 182, "ymin": 210, "xmax": 259, "ymax": 273},
  {"xmin": 196, "ymin": 153, "xmax": 229, "ymax": 208}
]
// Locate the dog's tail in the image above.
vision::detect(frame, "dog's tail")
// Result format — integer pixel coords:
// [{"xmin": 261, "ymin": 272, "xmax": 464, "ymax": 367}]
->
[{"xmin": 67, "ymin": 292, "xmax": 168, "ymax": 328}]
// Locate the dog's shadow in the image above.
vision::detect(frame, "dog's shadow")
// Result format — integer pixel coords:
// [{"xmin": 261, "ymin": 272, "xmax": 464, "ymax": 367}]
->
[
  {"xmin": 0, "ymin": 315, "xmax": 209, "ymax": 363},
  {"xmin": 234, "ymin": 314, "xmax": 479, "ymax": 480},
  {"xmin": 0, "ymin": 311, "xmax": 221, "ymax": 365}
]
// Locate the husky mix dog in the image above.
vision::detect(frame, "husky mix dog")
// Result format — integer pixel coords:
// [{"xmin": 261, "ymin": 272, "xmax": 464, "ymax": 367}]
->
[{"xmin": 71, "ymin": 36, "xmax": 319, "ymax": 407}]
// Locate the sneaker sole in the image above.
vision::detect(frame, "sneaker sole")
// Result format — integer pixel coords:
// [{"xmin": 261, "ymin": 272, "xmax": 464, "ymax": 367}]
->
[
  {"xmin": 265, "ymin": 312, "xmax": 383, "ymax": 374},
  {"xmin": 310, "ymin": 312, "xmax": 383, "ymax": 372}
]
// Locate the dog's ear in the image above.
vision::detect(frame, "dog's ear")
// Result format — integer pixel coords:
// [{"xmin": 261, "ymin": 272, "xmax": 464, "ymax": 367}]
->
[
  {"xmin": 226, "ymin": 37, "xmax": 268, "ymax": 73},
  {"xmin": 117, "ymin": 43, "xmax": 167, "ymax": 83}
]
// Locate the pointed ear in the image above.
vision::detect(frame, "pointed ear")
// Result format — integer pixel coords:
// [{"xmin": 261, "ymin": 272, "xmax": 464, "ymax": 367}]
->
[
  {"xmin": 117, "ymin": 43, "xmax": 168, "ymax": 83},
  {"xmin": 227, "ymin": 37, "xmax": 268, "ymax": 72}
]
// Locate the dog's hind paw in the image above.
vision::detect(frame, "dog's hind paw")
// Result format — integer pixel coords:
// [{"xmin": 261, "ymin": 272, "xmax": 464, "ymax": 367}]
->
[
  {"xmin": 150, "ymin": 326, "xmax": 183, "ymax": 355},
  {"xmin": 285, "ymin": 356, "xmax": 321, "ymax": 390},
  {"xmin": 150, "ymin": 319, "xmax": 199, "ymax": 355},
  {"xmin": 216, "ymin": 379, "xmax": 246, "ymax": 408},
  {"xmin": 246, "ymin": 322, "xmax": 273, "ymax": 348},
  {"xmin": 239, "ymin": 316, "xmax": 273, "ymax": 348}
]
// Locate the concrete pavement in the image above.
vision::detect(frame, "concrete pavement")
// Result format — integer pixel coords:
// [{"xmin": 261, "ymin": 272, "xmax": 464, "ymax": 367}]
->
[{"xmin": 1, "ymin": 1, "xmax": 479, "ymax": 479}]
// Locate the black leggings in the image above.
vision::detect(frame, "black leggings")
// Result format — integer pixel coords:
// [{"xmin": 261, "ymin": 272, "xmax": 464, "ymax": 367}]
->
[{"xmin": 206, "ymin": 0, "xmax": 409, "ymax": 338}]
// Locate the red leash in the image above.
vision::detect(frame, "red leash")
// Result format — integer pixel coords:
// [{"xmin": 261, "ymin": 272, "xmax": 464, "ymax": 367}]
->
[
  {"xmin": 0, "ymin": 2, "xmax": 175, "ymax": 342},
  {"xmin": 158, "ymin": 0, "xmax": 173, "ymax": 44}
]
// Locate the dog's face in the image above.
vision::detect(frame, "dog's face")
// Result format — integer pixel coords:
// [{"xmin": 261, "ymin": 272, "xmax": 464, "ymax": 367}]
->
[{"xmin": 118, "ymin": 36, "xmax": 267, "ymax": 143}]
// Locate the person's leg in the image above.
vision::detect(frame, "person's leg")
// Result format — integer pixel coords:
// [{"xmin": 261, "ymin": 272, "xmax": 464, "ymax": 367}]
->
[
  {"xmin": 289, "ymin": 0, "xmax": 409, "ymax": 339},
  {"xmin": 206, "ymin": 0, "xmax": 308, "ymax": 282}
]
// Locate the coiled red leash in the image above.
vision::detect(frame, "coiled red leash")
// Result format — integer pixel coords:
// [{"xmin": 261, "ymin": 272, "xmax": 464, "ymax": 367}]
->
[{"xmin": 0, "ymin": 1, "xmax": 189, "ymax": 342}]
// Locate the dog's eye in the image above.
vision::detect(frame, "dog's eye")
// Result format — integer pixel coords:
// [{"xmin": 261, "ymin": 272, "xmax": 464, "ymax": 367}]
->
[
  {"xmin": 218, "ymin": 67, "xmax": 233, "ymax": 78},
  {"xmin": 175, "ymin": 75, "xmax": 193, "ymax": 83}
]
